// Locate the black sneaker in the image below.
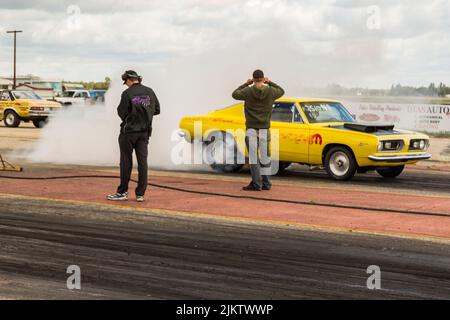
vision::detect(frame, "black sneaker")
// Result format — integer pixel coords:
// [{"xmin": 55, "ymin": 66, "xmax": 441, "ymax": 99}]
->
[
  {"xmin": 107, "ymin": 192, "xmax": 129, "ymax": 201},
  {"xmin": 262, "ymin": 185, "xmax": 272, "ymax": 191},
  {"xmin": 242, "ymin": 184, "xmax": 261, "ymax": 191}
]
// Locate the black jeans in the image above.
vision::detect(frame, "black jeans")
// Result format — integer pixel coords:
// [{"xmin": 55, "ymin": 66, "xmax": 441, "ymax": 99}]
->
[{"xmin": 117, "ymin": 132, "xmax": 149, "ymax": 196}]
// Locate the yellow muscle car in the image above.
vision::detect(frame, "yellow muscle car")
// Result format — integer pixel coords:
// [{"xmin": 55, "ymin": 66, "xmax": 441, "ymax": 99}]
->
[
  {"xmin": 0, "ymin": 90, "xmax": 62, "ymax": 128},
  {"xmin": 179, "ymin": 98, "xmax": 431, "ymax": 180}
]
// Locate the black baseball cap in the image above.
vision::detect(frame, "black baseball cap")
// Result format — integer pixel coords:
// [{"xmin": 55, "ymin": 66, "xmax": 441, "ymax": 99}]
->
[{"xmin": 121, "ymin": 70, "xmax": 141, "ymax": 84}]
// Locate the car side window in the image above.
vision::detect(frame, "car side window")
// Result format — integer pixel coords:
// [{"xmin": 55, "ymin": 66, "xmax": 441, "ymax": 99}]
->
[
  {"xmin": 0, "ymin": 92, "xmax": 11, "ymax": 101},
  {"xmin": 272, "ymin": 102, "xmax": 303, "ymax": 123}
]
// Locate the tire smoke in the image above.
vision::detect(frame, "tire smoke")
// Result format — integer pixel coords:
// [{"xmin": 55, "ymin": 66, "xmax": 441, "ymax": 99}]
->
[{"xmin": 15, "ymin": 63, "xmax": 237, "ymax": 170}]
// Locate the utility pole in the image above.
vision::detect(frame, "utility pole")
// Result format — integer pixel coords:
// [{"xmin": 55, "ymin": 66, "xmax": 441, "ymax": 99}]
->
[{"xmin": 6, "ymin": 30, "xmax": 23, "ymax": 89}]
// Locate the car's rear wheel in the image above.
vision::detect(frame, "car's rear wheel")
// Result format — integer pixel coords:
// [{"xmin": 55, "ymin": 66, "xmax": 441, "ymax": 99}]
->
[
  {"xmin": 4, "ymin": 110, "xmax": 21, "ymax": 128},
  {"xmin": 276, "ymin": 161, "xmax": 292, "ymax": 174},
  {"xmin": 32, "ymin": 118, "xmax": 47, "ymax": 128},
  {"xmin": 376, "ymin": 165, "xmax": 405, "ymax": 178},
  {"xmin": 324, "ymin": 146, "xmax": 357, "ymax": 181},
  {"xmin": 204, "ymin": 132, "xmax": 244, "ymax": 173}
]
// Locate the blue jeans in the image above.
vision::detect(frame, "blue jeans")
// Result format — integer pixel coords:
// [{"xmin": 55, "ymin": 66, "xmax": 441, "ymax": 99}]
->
[{"xmin": 245, "ymin": 128, "xmax": 272, "ymax": 189}]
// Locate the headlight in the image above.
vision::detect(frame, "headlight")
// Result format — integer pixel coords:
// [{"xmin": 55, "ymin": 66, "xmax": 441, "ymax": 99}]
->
[
  {"xmin": 378, "ymin": 140, "xmax": 404, "ymax": 152},
  {"xmin": 409, "ymin": 139, "xmax": 429, "ymax": 151},
  {"xmin": 378, "ymin": 142, "xmax": 383, "ymax": 151}
]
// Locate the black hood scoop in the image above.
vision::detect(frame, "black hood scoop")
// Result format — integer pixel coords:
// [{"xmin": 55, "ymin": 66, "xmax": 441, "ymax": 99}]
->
[{"xmin": 343, "ymin": 123, "xmax": 395, "ymax": 133}]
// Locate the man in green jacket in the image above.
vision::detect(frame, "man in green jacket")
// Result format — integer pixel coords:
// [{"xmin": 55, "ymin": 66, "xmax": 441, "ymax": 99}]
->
[{"xmin": 232, "ymin": 70, "xmax": 285, "ymax": 191}]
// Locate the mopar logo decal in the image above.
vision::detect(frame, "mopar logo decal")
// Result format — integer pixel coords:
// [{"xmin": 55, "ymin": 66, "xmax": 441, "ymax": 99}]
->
[{"xmin": 310, "ymin": 134, "xmax": 323, "ymax": 145}]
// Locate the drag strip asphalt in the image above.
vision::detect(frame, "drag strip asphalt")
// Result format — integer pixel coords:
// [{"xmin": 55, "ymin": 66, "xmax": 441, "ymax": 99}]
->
[
  {"xmin": 1, "ymin": 163, "xmax": 449, "ymax": 240},
  {"xmin": 0, "ymin": 195, "xmax": 449, "ymax": 299}
]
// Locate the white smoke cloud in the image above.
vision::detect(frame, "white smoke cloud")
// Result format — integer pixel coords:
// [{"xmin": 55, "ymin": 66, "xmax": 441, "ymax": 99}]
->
[
  {"xmin": 21, "ymin": 89, "xmax": 121, "ymax": 166},
  {"xmin": 18, "ymin": 61, "xmax": 241, "ymax": 168}
]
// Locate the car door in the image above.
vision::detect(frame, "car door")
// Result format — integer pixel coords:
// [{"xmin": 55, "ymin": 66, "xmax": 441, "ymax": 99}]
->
[{"xmin": 270, "ymin": 102, "xmax": 309, "ymax": 163}]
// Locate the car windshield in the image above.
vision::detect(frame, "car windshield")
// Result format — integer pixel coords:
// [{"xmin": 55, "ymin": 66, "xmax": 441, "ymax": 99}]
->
[
  {"xmin": 11, "ymin": 91, "xmax": 42, "ymax": 100},
  {"xmin": 300, "ymin": 102, "xmax": 354, "ymax": 123}
]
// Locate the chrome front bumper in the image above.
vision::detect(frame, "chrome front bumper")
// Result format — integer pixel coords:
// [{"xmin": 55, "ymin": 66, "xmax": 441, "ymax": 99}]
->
[
  {"xmin": 368, "ymin": 153, "xmax": 432, "ymax": 162},
  {"xmin": 28, "ymin": 111, "xmax": 58, "ymax": 117}
]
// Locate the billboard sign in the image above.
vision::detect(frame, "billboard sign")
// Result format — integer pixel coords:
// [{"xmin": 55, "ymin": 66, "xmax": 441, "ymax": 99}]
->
[{"xmin": 344, "ymin": 102, "xmax": 450, "ymax": 133}]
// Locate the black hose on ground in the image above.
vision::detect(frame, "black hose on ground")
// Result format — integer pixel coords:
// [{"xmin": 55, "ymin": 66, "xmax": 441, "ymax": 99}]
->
[{"xmin": 0, "ymin": 174, "xmax": 449, "ymax": 218}]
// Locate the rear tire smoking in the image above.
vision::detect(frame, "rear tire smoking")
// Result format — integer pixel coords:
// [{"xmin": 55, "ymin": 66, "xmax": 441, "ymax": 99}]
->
[{"xmin": 205, "ymin": 132, "xmax": 244, "ymax": 173}]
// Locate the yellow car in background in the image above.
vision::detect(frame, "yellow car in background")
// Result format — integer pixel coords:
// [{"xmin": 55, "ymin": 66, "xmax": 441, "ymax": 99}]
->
[
  {"xmin": 0, "ymin": 90, "xmax": 62, "ymax": 128},
  {"xmin": 179, "ymin": 98, "xmax": 432, "ymax": 180}
]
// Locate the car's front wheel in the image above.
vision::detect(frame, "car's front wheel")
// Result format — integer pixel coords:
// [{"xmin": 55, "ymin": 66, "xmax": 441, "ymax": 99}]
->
[
  {"xmin": 4, "ymin": 110, "xmax": 21, "ymax": 127},
  {"xmin": 376, "ymin": 165, "xmax": 405, "ymax": 178},
  {"xmin": 324, "ymin": 146, "xmax": 357, "ymax": 181},
  {"xmin": 33, "ymin": 118, "xmax": 48, "ymax": 128},
  {"xmin": 204, "ymin": 132, "xmax": 244, "ymax": 173}
]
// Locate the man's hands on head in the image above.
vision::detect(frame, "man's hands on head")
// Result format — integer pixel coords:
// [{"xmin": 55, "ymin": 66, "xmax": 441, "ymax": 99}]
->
[{"xmin": 246, "ymin": 77, "xmax": 271, "ymax": 86}]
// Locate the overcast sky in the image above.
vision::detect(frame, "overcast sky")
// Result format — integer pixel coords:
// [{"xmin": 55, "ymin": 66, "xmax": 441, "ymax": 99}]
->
[{"xmin": 0, "ymin": 0, "xmax": 449, "ymax": 88}]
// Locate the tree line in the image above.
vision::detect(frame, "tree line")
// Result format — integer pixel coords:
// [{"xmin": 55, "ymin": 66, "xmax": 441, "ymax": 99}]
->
[
  {"xmin": 389, "ymin": 83, "xmax": 450, "ymax": 97},
  {"xmin": 81, "ymin": 77, "xmax": 111, "ymax": 90}
]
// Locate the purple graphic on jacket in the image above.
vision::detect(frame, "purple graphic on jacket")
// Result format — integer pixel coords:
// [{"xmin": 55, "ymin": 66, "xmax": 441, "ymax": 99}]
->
[{"xmin": 131, "ymin": 96, "xmax": 151, "ymax": 108}]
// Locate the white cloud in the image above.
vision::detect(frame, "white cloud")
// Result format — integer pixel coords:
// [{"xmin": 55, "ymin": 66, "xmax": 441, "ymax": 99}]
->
[{"xmin": 0, "ymin": 0, "xmax": 448, "ymax": 87}]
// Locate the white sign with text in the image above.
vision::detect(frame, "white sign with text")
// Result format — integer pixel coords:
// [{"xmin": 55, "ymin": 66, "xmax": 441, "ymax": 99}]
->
[{"xmin": 344, "ymin": 102, "xmax": 450, "ymax": 133}]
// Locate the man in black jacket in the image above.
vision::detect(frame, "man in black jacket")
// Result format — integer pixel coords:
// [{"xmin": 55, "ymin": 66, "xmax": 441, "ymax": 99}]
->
[{"xmin": 107, "ymin": 70, "xmax": 160, "ymax": 202}]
